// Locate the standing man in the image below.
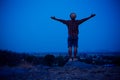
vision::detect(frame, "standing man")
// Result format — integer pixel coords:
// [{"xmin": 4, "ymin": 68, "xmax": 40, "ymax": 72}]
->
[{"xmin": 51, "ymin": 13, "xmax": 96, "ymax": 61}]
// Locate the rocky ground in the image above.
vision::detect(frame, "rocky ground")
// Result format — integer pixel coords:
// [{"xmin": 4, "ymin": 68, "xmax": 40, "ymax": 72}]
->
[{"xmin": 0, "ymin": 61, "xmax": 120, "ymax": 80}]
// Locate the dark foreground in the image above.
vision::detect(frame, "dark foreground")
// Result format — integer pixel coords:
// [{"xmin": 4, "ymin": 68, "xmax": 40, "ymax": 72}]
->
[{"xmin": 0, "ymin": 61, "xmax": 120, "ymax": 80}]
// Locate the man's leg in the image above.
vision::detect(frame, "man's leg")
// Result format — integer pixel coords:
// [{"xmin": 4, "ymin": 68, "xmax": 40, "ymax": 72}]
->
[
  {"xmin": 68, "ymin": 47, "xmax": 72, "ymax": 58},
  {"xmin": 74, "ymin": 47, "xmax": 77, "ymax": 58},
  {"xmin": 68, "ymin": 36, "xmax": 72, "ymax": 61},
  {"xmin": 73, "ymin": 36, "xmax": 78, "ymax": 61}
]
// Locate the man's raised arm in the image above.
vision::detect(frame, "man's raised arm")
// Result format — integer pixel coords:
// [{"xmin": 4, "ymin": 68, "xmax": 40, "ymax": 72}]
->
[
  {"xmin": 51, "ymin": 16, "xmax": 67, "ymax": 24},
  {"xmin": 78, "ymin": 14, "xmax": 96, "ymax": 24}
]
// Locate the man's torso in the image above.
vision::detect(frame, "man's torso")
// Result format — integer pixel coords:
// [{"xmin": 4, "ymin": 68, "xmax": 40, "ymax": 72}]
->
[{"xmin": 65, "ymin": 20, "xmax": 80, "ymax": 36}]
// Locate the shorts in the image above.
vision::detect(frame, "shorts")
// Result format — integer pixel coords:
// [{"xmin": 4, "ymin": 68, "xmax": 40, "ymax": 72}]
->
[{"xmin": 68, "ymin": 35, "xmax": 78, "ymax": 48}]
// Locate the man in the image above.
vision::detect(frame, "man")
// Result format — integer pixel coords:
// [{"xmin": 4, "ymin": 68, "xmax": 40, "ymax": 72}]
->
[{"xmin": 51, "ymin": 13, "xmax": 96, "ymax": 61}]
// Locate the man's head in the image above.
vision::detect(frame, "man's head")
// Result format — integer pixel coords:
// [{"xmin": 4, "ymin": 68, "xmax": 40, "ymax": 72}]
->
[{"xmin": 70, "ymin": 13, "xmax": 76, "ymax": 20}]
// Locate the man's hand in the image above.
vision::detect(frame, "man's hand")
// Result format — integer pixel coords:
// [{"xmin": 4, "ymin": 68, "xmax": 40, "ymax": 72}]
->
[
  {"xmin": 51, "ymin": 16, "xmax": 56, "ymax": 19},
  {"xmin": 90, "ymin": 14, "xmax": 96, "ymax": 17}
]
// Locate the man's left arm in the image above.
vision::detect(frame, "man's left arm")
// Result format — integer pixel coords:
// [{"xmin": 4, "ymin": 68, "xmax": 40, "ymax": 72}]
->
[{"xmin": 78, "ymin": 14, "xmax": 96, "ymax": 24}]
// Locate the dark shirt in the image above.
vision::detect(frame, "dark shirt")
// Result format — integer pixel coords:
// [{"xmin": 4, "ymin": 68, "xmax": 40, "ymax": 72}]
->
[{"xmin": 53, "ymin": 16, "xmax": 92, "ymax": 36}]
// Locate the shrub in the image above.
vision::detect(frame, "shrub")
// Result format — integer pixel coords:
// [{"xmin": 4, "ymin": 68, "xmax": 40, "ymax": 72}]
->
[
  {"xmin": 0, "ymin": 50, "xmax": 21, "ymax": 67},
  {"xmin": 56, "ymin": 56, "xmax": 65, "ymax": 67},
  {"xmin": 43, "ymin": 54, "xmax": 55, "ymax": 66}
]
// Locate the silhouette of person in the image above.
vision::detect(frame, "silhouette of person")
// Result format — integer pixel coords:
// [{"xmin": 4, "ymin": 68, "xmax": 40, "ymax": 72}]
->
[{"xmin": 51, "ymin": 13, "xmax": 96, "ymax": 61}]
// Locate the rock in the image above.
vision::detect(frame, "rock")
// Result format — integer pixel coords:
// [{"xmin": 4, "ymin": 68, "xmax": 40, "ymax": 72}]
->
[
  {"xmin": 0, "ymin": 62, "xmax": 120, "ymax": 80},
  {"xmin": 64, "ymin": 61, "xmax": 96, "ymax": 69}
]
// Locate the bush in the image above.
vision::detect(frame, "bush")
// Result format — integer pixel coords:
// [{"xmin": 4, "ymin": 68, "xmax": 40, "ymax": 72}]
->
[
  {"xmin": 56, "ymin": 56, "xmax": 65, "ymax": 67},
  {"xmin": 24, "ymin": 55, "xmax": 36, "ymax": 64},
  {"xmin": 0, "ymin": 50, "xmax": 21, "ymax": 67},
  {"xmin": 43, "ymin": 54, "xmax": 55, "ymax": 66},
  {"xmin": 0, "ymin": 50, "xmax": 44, "ymax": 67},
  {"xmin": 84, "ymin": 57, "xmax": 93, "ymax": 64}
]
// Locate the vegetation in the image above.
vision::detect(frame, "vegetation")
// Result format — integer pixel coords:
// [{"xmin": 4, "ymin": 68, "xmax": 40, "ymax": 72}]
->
[
  {"xmin": 0, "ymin": 50, "xmax": 67, "ymax": 67},
  {"xmin": 0, "ymin": 50, "xmax": 120, "ymax": 67},
  {"xmin": 43, "ymin": 54, "xmax": 55, "ymax": 66},
  {"xmin": 79, "ymin": 53, "xmax": 120, "ymax": 66},
  {"xmin": 55, "ymin": 56, "xmax": 66, "ymax": 66}
]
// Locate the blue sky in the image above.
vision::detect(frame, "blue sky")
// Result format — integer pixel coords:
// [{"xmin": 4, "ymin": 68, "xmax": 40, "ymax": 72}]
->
[{"xmin": 0, "ymin": 0, "xmax": 120, "ymax": 53}]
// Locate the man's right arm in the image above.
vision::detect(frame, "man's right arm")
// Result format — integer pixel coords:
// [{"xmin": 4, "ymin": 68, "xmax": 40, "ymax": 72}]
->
[{"xmin": 51, "ymin": 16, "xmax": 67, "ymax": 24}]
